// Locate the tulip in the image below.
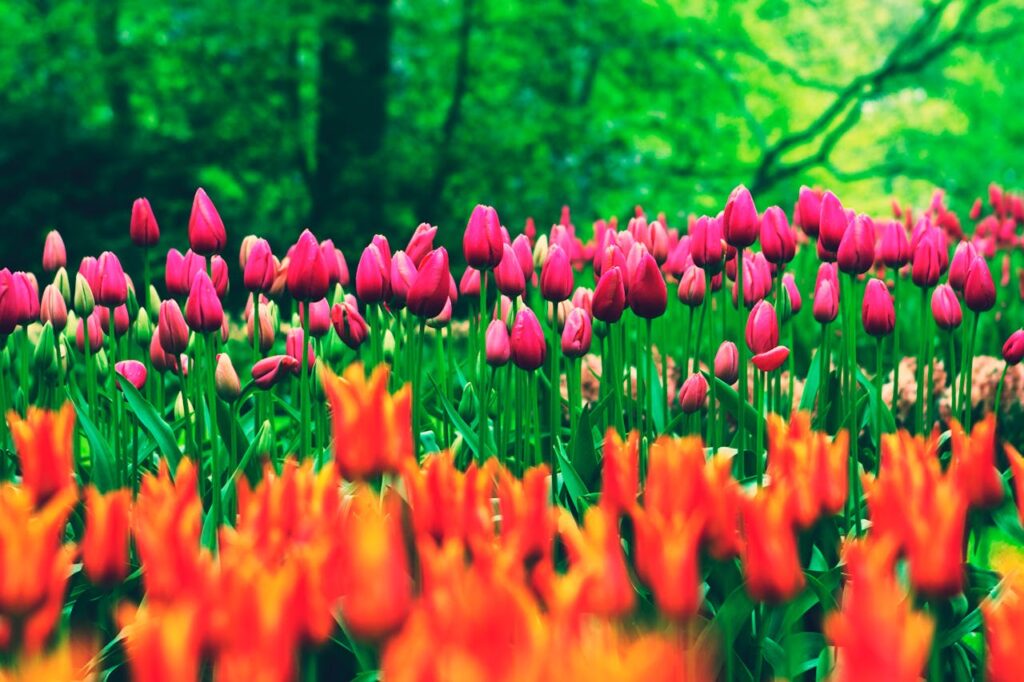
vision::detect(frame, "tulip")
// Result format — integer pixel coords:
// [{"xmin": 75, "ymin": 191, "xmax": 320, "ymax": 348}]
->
[
  {"xmin": 96, "ymin": 304, "xmax": 131, "ymax": 338},
  {"xmin": 407, "ymin": 248, "xmax": 451, "ymax": 319},
  {"xmin": 0, "ymin": 270, "xmax": 20, "ymax": 335},
  {"xmin": 752, "ymin": 346, "xmax": 790, "ymax": 372},
  {"xmin": 211, "ymin": 255, "xmax": 229, "ymax": 298},
  {"xmin": 510, "ymin": 307, "xmax": 546, "ymax": 370},
  {"xmin": 715, "ymin": 341, "xmax": 739, "ymax": 385},
  {"xmin": 931, "ymin": 284, "xmax": 962, "ymax": 330},
  {"xmin": 677, "ymin": 264, "xmax": 705, "ymax": 307},
  {"xmin": 782, "ymin": 273, "xmax": 801, "ymax": 317},
  {"xmin": 1004, "ymin": 330, "xmax": 1024, "ymax": 365},
  {"xmin": 797, "ymin": 186, "xmax": 822, "ymax": 236},
  {"xmin": 629, "ymin": 252, "xmax": 667, "ymax": 319},
  {"xmin": 911, "ymin": 232, "xmax": 942, "ymax": 288},
  {"xmin": 540, "ymin": 244, "xmax": 573, "ymax": 302},
  {"xmin": 561, "ymin": 307, "xmax": 592, "ymax": 358},
  {"xmin": 115, "ymin": 360, "xmax": 148, "ymax": 390},
  {"xmin": 287, "ymin": 229, "xmax": 331, "ymax": 301},
  {"xmin": 745, "ymin": 300, "xmax": 779, "ymax": 355},
  {"xmin": 269, "ymin": 256, "xmax": 288, "ymax": 297},
  {"xmin": 355, "ymin": 244, "xmax": 390, "ymax": 304},
  {"xmin": 247, "ymin": 304, "xmax": 276, "ymax": 353},
  {"xmin": 244, "ymin": 238, "xmax": 275, "ymax": 292},
  {"xmin": 184, "ymin": 271, "xmax": 223, "ymax": 333},
  {"xmin": 130, "ymin": 198, "xmax": 160, "ymax": 247},
  {"xmin": 318, "ymin": 239, "xmax": 348, "ymax": 287},
  {"xmin": 158, "ymin": 300, "xmax": 189, "ymax": 355},
  {"xmin": 427, "ymin": 298, "xmax": 452, "ymax": 329},
  {"xmin": 252, "ymin": 355, "xmax": 299, "ymax": 389},
  {"xmin": 463, "ymin": 204, "xmax": 504, "ymax": 269},
  {"xmin": 40, "ymin": 285, "xmax": 68, "ymax": 332},
  {"xmin": 166, "ymin": 249, "xmax": 207, "ymax": 298},
  {"xmin": 188, "ymin": 187, "xmax": 227, "ymax": 255},
  {"xmin": 389, "ymin": 251, "xmax": 417, "ymax": 308},
  {"xmin": 76, "ymin": 312, "xmax": 105, "ymax": 353},
  {"xmin": 494, "ymin": 244, "xmax": 526, "ymax": 298},
  {"xmin": 592, "ymin": 266, "xmax": 626, "ymax": 324},
  {"xmin": 297, "ymin": 298, "xmax": 331, "ymax": 339},
  {"xmin": 948, "ymin": 241, "xmax": 977, "ymax": 291},
  {"xmin": 964, "ymin": 256, "xmax": 995, "ymax": 312},
  {"xmin": 81, "ymin": 487, "xmax": 131, "ymax": 588},
  {"xmin": 818, "ymin": 191, "xmax": 849, "ymax": 252},
  {"xmin": 723, "ymin": 185, "xmax": 759, "ymax": 248},
  {"xmin": 837, "ymin": 214, "xmax": 875, "ymax": 275},
  {"xmin": 331, "ymin": 301, "xmax": 370, "ymax": 350},
  {"xmin": 879, "ymin": 221, "xmax": 910, "ymax": 268},
  {"xmin": 406, "ymin": 222, "xmax": 437, "ymax": 266},
  {"xmin": 862, "ymin": 278, "xmax": 895, "ymax": 337},
  {"xmin": 286, "ymin": 328, "xmax": 316, "ymax": 374},
  {"xmin": 760, "ymin": 206, "xmax": 795, "ymax": 264},
  {"xmin": 663, "ymin": 235, "xmax": 692, "ymax": 278},
  {"xmin": 691, "ymin": 215, "xmax": 725, "ymax": 273},
  {"xmin": 511, "ymin": 234, "xmax": 534, "ymax": 281},
  {"xmin": 485, "ymin": 319, "xmax": 511, "ymax": 366},
  {"xmin": 42, "ymin": 230, "xmax": 66, "ymax": 272},
  {"xmin": 677, "ymin": 374, "xmax": 708, "ymax": 413},
  {"xmin": 95, "ymin": 251, "xmax": 128, "ymax": 307},
  {"xmin": 812, "ymin": 278, "xmax": 839, "ymax": 324},
  {"xmin": 149, "ymin": 331, "xmax": 178, "ymax": 372},
  {"xmin": 571, "ymin": 287, "xmax": 593, "ymax": 317},
  {"xmin": 459, "ymin": 267, "xmax": 481, "ymax": 297}
]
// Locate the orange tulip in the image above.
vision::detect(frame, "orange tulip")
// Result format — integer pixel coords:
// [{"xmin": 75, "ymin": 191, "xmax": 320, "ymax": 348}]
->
[
  {"xmin": 983, "ymin": 583, "xmax": 1024, "ymax": 682},
  {"xmin": 82, "ymin": 487, "xmax": 131, "ymax": 588},
  {"xmin": 555, "ymin": 506, "xmax": 634, "ymax": 618},
  {"xmin": 740, "ymin": 484, "xmax": 805, "ymax": 602},
  {"xmin": 119, "ymin": 603, "xmax": 203, "ymax": 682},
  {"xmin": 1006, "ymin": 442, "xmax": 1024, "ymax": 526},
  {"xmin": 322, "ymin": 363, "xmax": 413, "ymax": 480},
  {"xmin": 949, "ymin": 414, "xmax": 1003, "ymax": 509},
  {"xmin": 7, "ymin": 404, "xmax": 75, "ymax": 506},
  {"xmin": 600, "ymin": 429, "xmax": 639, "ymax": 516},
  {"xmin": 632, "ymin": 505, "xmax": 705, "ymax": 619},
  {"xmin": 766, "ymin": 412, "xmax": 848, "ymax": 526}
]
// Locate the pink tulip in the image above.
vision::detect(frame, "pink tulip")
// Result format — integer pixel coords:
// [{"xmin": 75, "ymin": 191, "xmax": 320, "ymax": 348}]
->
[
  {"xmin": 1003, "ymin": 330, "xmax": 1024, "ymax": 365},
  {"xmin": 723, "ymin": 185, "xmax": 759, "ymax": 249},
  {"xmin": 836, "ymin": 214, "xmax": 875, "ymax": 275},
  {"xmin": 714, "ymin": 342, "xmax": 739, "ymax": 385},
  {"xmin": 494, "ymin": 244, "xmax": 526, "ymax": 298},
  {"xmin": 511, "ymin": 234, "xmax": 534, "ymax": 281},
  {"xmin": 760, "ymin": 206, "xmax": 794, "ymax": 264},
  {"xmin": 130, "ymin": 198, "xmax": 160, "ymax": 247},
  {"xmin": 751, "ymin": 346, "xmax": 790, "ymax": 372},
  {"xmin": 745, "ymin": 300, "xmax": 779, "ymax": 355},
  {"xmin": 510, "ymin": 307, "xmax": 546, "ymax": 371},
  {"xmin": 540, "ymin": 244, "xmax": 573, "ymax": 302},
  {"xmin": 244, "ymin": 239, "xmax": 275, "ymax": 292},
  {"xmin": 188, "ymin": 188, "xmax": 227, "ymax": 255},
  {"xmin": 818, "ymin": 191, "xmax": 848, "ymax": 252},
  {"xmin": 629, "ymin": 252, "xmax": 667, "ymax": 319},
  {"xmin": 964, "ymin": 256, "xmax": 995, "ymax": 312},
  {"xmin": 678, "ymin": 264, "xmax": 706, "ymax": 307},
  {"xmin": 355, "ymin": 244, "xmax": 390, "ymax": 304},
  {"xmin": 286, "ymin": 328, "xmax": 315, "ymax": 374},
  {"xmin": 561, "ymin": 308, "xmax": 592, "ymax": 358},
  {"xmin": 878, "ymin": 221, "xmax": 910, "ymax": 269},
  {"xmin": 247, "ymin": 305, "xmax": 275, "ymax": 353},
  {"xmin": 184, "ymin": 271, "xmax": 223, "ymax": 333},
  {"xmin": 95, "ymin": 252, "xmax": 127, "ymax": 307},
  {"xmin": 115, "ymin": 360, "xmax": 148, "ymax": 391},
  {"xmin": 797, "ymin": 186, "xmax": 822, "ymax": 236},
  {"xmin": 158, "ymin": 300, "xmax": 190, "ymax": 355},
  {"xmin": 485, "ymin": 319, "xmax": 511, "ymax": 367},
  {"xmin": 463, "ymin": 204, "xmax": 504, "ymax": 269},
  {"xmin": 149, "ymin": 332, "xmax": 178, "ymax": 373},
  {"xmin": 691, "ymin": 216, "xmax": 725, "ymax": 273},
  {"xmin": 300, "ymin": 298, "xmax": 332, "ymax": 338},
  {"xmin": 678, "ymin": 374, "xmax": 708, "ymax": 413},
  {"xmin": 407, "ymin": 248, "xmax": 451, "ymax": 319},
  {"xmin": 406, "ymin": 223, "xmax": 438, "ymax": 267},
  {"xmin": 861, "ymin": 278, "xmax": 895, "ymax": 337},
  {"xmin": 42, "ymin": 230, "xmax": 67, "ymax": 273},
  {"xmin": 252, "ymin": 355, "xmax": 299, "ymax": 389},
  {"xmin": 287, "ymin": 229, "xmax": 330, "ymax": 302},
  {"xmin": 782, "ymin": 273, "xmax": 801, "ymax": 317},
  {"xmin": 331, "ymin": 301, "xmax": 369, "ymax": 350},
  {"xmin": 931, "ymin": 284, "xmax": 962, "ymax": 330},
  {"xmin": 593, "ymin": 266, "xmax": 626, "ymax": 323},
  {"xmin": 389, "ymin": 251, "xmax": 418, "ymax": 309},
  {"xmin": 459, "ymin": 267, "xmax": 481, "ymax": 297},
  {"xmin": 76, "ymin": 312, "xmax": 105, "ymax": 353},
  {"xmin": 40, "ymin": 285, "xmax": 68, "ymax": 332}
]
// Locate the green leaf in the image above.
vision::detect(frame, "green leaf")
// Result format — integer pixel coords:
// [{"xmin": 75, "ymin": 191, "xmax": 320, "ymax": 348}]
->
[
  {"xmin": 698, "ymin": 584, "xmax": 754, "ymax": 678},
  {"xmin": 119, "ymin": 379, "xmax": 182, "ymax": 472},
  {"xmin": 569, "ymin": 406, "xmax": 599, "ymax": 485},
  {"xmin": 704, "ymin": 372, "xmax": 765, "ymax": 448},
  {"xmin": 800, "ymin": 346, "xmax": 823, "ymax": 412},
  {"xmin": 855, "ymin": 369, "xmax": 896, "ymax": 434},
  {"xmin": 938, "ymin": 608, "xmax": 983, "ymax": 649},
  {"xmin": 815, "ymin": 646, "xmax": 832, "ymax": 682},
  {"xmin": 557, "ymin": 443, "xmax": 591, "ymax": 515},
  {"xmin": 66, "ymin": 384, "xmax": 116, "ymax": 491},
  {"xmin": 429, "ymin": 375, "xmax": 483, "ymax": 457}
]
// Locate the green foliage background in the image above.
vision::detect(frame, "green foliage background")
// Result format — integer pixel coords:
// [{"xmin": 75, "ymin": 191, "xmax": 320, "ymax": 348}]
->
[{"xmin": 0, "ymin": 0, "xmax": 1020, "ymax": 270}]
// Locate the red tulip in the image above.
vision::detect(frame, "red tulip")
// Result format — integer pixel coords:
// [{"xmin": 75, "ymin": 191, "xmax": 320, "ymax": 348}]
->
[
  {"xmin": 714, "ymin": 341, "xmax": 739, "ymax": 384},
  {"xmin": 818, "ymin": 191, "xmax": 849, "ymax": 252},
  {"xmin": 677, "ymin": 373, "xmax": 708, "ymax": 413},
  {"xmin": 115, "ymin": 360, "xmax": 147, "ymax": 391},
  {"xmin": 243, "ymin": 238, "xmax": 275, "ymax": 292},
  {"xmin": 862, "ymin": 278, "xmax": 895, "ymax": 337},
  {"xmin": 760, "ymin": 206, "xmax": 795, "ymax": 264},
  {"xmin": 184, "ymin": 271, "xmax": 223, "ymax": 333},
  {"xmin": 158, "ymin": 300, "xmax": 189, "ymax": 355},
  {"xmin": 494, "ymin": 243, "xmax": 526, "ymax": 298},
  {"xmin": 166, "ymin": 249, "xmax": 207, "ymax": 298},
  {"xmin": 723, "ymin": 185, "xmax": 759, "ymax": 248},
  {"xmin": 407, "ymin": 248, "xmax": 450, "ymax": 319},
  {"xmin": 76, "ymin": 312, "xmax": 105, "ymax": 353},
  {"xmin": 677, "ymin": 264, "xmax": 706, "ymax": 307},
  {"xmin": 911, "ymin": 232, "xmax": 943, "ymax": 288},
  {"xmin": 746, "ymin": 300, "xmax": 779, "ymax": 355},
  {"xmin": 751, "ymin": 346, "xmax": 790, "ymax": 372},
  {"xmin": 459, "ymin": 267, "xmax": 481, "ymax": 297},
  {"xmin": 782, "ymin": 273, "xmax": 801, "ymax": 317},
  {"xmin": 485, "ymin": 319, "xmax": 511, "ymax": 367},
  {"xmin": 331, "ymin": 301, "xmax": 369, "ymax": 350},
  {"xmin": 561, "ymin": 307, "xmax": 592, "ymax": 358},
  {"xmin": 389, "ymin": 251, "xmax": 417, "ymax": 309},
  {"xmin": 463, "ymin": 204, "xmax": 504, "ymax": 269},
  {"xmin": 355, "ymin": 244, "xmax": 391, "ymax": 304},
  {"xmin": 963, "ymin": 256, "xmax": 995, "ymax": 312},
  {"xmin": 252, "ymin": 355, "xmax": 299, "ymax": 389},
  {"xmin": 797, "ymin": 186, "xmax": 822, "ymax": 236},
  {"xmin": 188, "ymin": 188, "xmax": 227, "ymax": 255},
  {"xmin": 593, "ymin": 266, "xmax": 626, "ymax": 323},
  {"xmin": 287, "ymin": 229, "xmax": 330, "ymax": 301},
  {"xmin": 130, "ymin": 198, "xmax": 160, "ymax": 247},
  {"xmin": 1002, "ymin": 330, "xmax": 1024, "ymax": 365},
  {"xmin": 837, "ymin": 215, "xmax": 875, "ymax": 275},
  {"xmin": 286, "ymin": 328, "xmax": 315, "ymax": 374},
  {"xmin": 300, "ymin": 298, "xmax": 332, "ymax": 338},
  {"xmin": 96, "ymin": 304, "xmax": 130, "ymax": 337},
  {"xmin": 210, "ymin": 256, "xmax": 229, "ymax": 298},
  {"xmin": 813, "ymin": 278, "xmax": 839, "ymax": 324},
  {"xmin": 948, "ymin": 241, "xmax": 977, "ymax": 291},
  {"xmin": 879, "ymin": 221, "xmax": 910, "ymax": 269},
  {"xmin": 406, "ymin": 223, "xmax": 438, "ymax": 267},
  {"xmin": 690, "ymin": 215, "xmax": 725, "ymax": 274},
  {"xmin": 629, "ymin": 252, "xmax": 667, "ymax": 319},
  {"xmin": 511, "ymin": 234, "xmax": 534, "ymax": 281},
  {"xmin": 149, "ymin": 331, "xmax": 178, "ymax": 372},
  {"xmin": 931, "ymin": 284, "xmax": 962, "ymax": 330},
  {"xmin": 42, "ymin": 230, "xmax": 66, "ymax": 273},
  {"xmin": 40, "ymin": 285, "xmax": 68, "ymax": 332},
  {"xmin": 540, "ymin": 244, "xmax": 573, "ymax": 302},
  {"xmin": 510, "ymin": 307, "xmax": 546, "ymax": 371},
  {"xmin": 95, "ymin": 252, "xmax": 127, "ymax": 307}
]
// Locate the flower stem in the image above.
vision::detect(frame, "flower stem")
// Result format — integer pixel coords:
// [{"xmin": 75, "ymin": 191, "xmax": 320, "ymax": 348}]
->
[
  {"xmin": 206, "ymin": 335, "xmax": 222, "ymax": 536},
  {"xmin": 300, "ymin": 309, "xmax": 311, "ymax": 459},
  {"xmin": 736, "ymin": 248, "xmax": 747, "ymax": 464}
]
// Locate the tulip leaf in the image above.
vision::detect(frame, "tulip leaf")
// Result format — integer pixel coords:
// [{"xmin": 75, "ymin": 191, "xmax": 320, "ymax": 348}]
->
[
  {"xmin": 855, "ymin": 369, "xmax": 896, "ymax": 434},
  {"xmin": 703, "ymin": 372, "xmax": 766, "ymax": 448},
  {"xmin": 815, "ymin": 647, "xmax": 832, "ymax": 682},
  {"xmin": 698, "ymin": 584, "xmax": 753, "ymax": 678},
  {"xmin": 569, "ymin": 406, "xmax": 599, "ymax": 485},
  {"xmin": 761, "ymin": 637, "xmax": 790, "ymax": 678},
  {"xmin": 119, "ymin": 379, "xmax": 182, "ymax": 471},
  {"xmin": 66, "ymin": 384, "xmax": 117, "ymax": 491},
  {"xmin": 799, "ymin": 347, "xmax": 823, "ymax": 412},
  {"xmin": 429, "ymin": 375, "xmax": 483, "ymax": 457},
  {"xmin": 556, "ymin": 443, "xmax": 590, "ymax": 514},
  {"xmin": 215, "ymin": 399, "xmax": 249, "ymax": 462},
  {"xmin": 200, "ymin": 509, "xmax": 218, "ymax": 551},
  {"xmin": 938, "ymin": 608, "xmax": 983, "ymax": 648}
]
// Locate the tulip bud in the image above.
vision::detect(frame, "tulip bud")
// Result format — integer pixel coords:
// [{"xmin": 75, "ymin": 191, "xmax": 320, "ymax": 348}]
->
[
  {"xmin": 388, "ymin": 251, "xmax": 417, "ymax": 309},
  {"xmin": 331, "ymin": 301, "xmax": 369, "ymax": 350},
  {"xmin": 510, "ymin": 307, "xmax": 547, "ymax": 371},
  {"xmin": 40, "ymin": 285, "xmax": 68, "ymax": 332},
  {"xmin": 115, "ymin": 360, "xmax": 147, "ymax": 391},
  {"xmin": 247, "ymin": 304, "xmax": 275, "ymax": 353},
  {"xmin": 76, "ymin": 312, "xmax": 105, "ymax": 353},
  {"xmin": 836, "ymin": 214, "xmax": 875, "ymax": 275},
  {"xmin": 677, "ymin": 373, "xmax": 708, "ymax": 413},
  {"xmin": 723, "ymin": 186, "xmax": 759, "ymax": 248},
  {"xmin": 158, "ymin": 300, "xmax": 189, "ymax": 355},
  {"xmin": 495, "ymin": 244, "xmax": 526, "ymax": 298},
  {"xmin": 1003, "ymin": 330, "xmax": 1024, "ymax": 365},
  {"xmin": 540, "ymin": 245, "xmax": 574, "ymax": 302},
  {"xmin": 963, "ymin": 256, "xmax": 995, "ymax": 312},
  {"xmin": 356, "ymin": 244, "xmax": 390, "ymax": 304},
  {"xmin": 532, "ymin": 234, "xmax": 550, "ymax": 269},
  {"xmin": 173, "ymin": 392, "xmax": 193, "ymax": 421},
  {"xmin": 287, "ymin": 229, "xmax": 331, "ymax": 301},
  {"xmin": 813, "ymin": 278, "xmax": 839, "ymax": 324},
  {"xmin": 629, "ymin": 252, "xmax": 667, "ymax": 319},
  {"xmin": 52, "ymin": 267, "xmax": 71, "ymax": 306},
  {"xmin": 690, "ymin": 216, "xmax": 725, "ymax": 274},
  {"xmin": 911, "ymin": 233, "xmax": 942, "ymax": 288},
  {"xmin": 42, "ymin": 230, "xmax": 66, "ymax": 273},
  {"xmin": 797, "ymin": 186, "xmax": 822, "ymax": 236},
  {"xmin": 782, "ymin": 273, "xmax": 801, "ymax": 318},
  {"xmin": 862, "ymin": 278, "xmax": 895, "ymax": 337},
  {"xmin": 760, "ymin": 206, "xmax": 794, "ymax": 264},
  {"xmin": 879, "ymin": 221, "xmax": 910, "ymax": 268},
  {"xmin": 407, "ymin": 248, "xmax": 451, "ymax": 319},
  {"xmin": 130, "ymin": 197, "xmax": 160, "ymax": 247},
  {"xmin": 715, "ymin": 342, "xmax": 739, "ymax": 385},
  {"xmin": 677, "ymin": 264, "xmax": 705, "ymax": 307},
  {"xmin": 485, "ymin": 319, "xmax": 511, "ymax": 366},
  {"xmin": 33, "ymin": 322, "xmax": 58, "ymax": 379},
  {"xmin": 300, "ymin": 298, "xmax": 332, "ymax": 338},
  {"xmin": 745, "ymin": 300, "xmax": 779, "ymax": 355},
  {"xmin": 215, "ymin": 354, "xmax": 241, "ymax": 402},
  {"xmin": 593, "ymin": 266, "xmax": 626, "ymax": 323},
  {"xmin": 74, "ymin": 273, "xmax": 95, "ymax": 317},
  {"xmin": 252, "ymin": 355, "xmax": 298, "ymax": 389},
  {"xmin": 459, "ymin": 267, "xmax": 482, "ymax": 298},
  {"xmin": 511, "ymin": 234, "xmax": 535, "ymax": 281},
  {"xmin": 463, "ymin": 204, "xmax": 504, "ymax": 269},
  {"xmin": 818, "ymin": 191, "xmax": 848, "ymax": 252},
  {"xmin": 931, "ymin": 284, "xmax": 962, "ymax": 330},
  {"xmin": 184, "ymin": 271, "xmax": 223, "ymax": 334},
  {"xmin": 406, "ymin": 223, "xmax": 437, "ymax": 267},
  {"xmin": 95, "ymin": 252, "xmax": 127, "ymax": 307},
  {"xmin": 188, "ymin": 188, "xmax": 227, "ymax": 255},
  {"xmin": 561, "ymin": 308, "xmax": 592, "ymax": 358}
]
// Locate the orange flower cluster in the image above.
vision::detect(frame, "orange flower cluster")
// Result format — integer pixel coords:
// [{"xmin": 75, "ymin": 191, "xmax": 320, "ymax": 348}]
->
[
  {"xmin": 982, "ymin": 577, "xmax": 1024, "ymax": 682},
  {"xmin": 864, "ymin": 415, "xmax": 999, "ymax": 597},
  {"xmin": 825, "ymin": 538, "xmax": 934, "ymax": 682}
]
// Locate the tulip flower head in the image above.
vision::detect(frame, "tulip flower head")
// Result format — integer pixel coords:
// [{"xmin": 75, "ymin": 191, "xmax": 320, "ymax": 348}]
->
[
  {"xmin": 486, "ymin": 318, "xmax": 511, "ymax": 367},
  {"xmin": 495, "ymin": 244, "xmax": 526, "ymax": 298},
  {"xmin": 760, "ymin": 206, "xmax": 795, "ymax": 264},
  {"xmin": 42, "ymin": 230, "xmax": 66, "ymax": 273},
  {"xmin": 1003, "ymin": 329, "xmax": 1024, "ymax": 365},
  {"xmin": 745, "ymin": 300, "xmax": 779, "ymax": 355},
  {"xmin": 592, "ymin": 266, "xmax": 626, "ymax": 323},
  {"xmin": 184, "ymin": 271, "xmax": 223, "ymax": 334},
  {"xmin": 677, "ymin": 374, "xmax": 708, "ymax": 414},
  {"xmin": 818, "ymin": 191, "xmax": 849, "ymax": 252},
  {"xmin": 252, "ymin": 355, "xmax": 299, "ymax": 389},
  {"xmin": 188, "ymin": 188, "xmax": 227, "ymax": 255},
  {"xmin": 540, "ymin": 245, "xmax": 574, "ymax": 302},
  {"xmin": 862, "ymin": 278, "xmax": 895, "ymax": 337},
  {"xmin": 837, "ymin": 214, "xmax": 875, "ymax": 275},
  {"xmin": 287, "ymin": 230, "xmax": 331, "ymax": 302},
  {"xmin": 407, "ymin": 248, "xmax": 451, "ymax": 319},
  {"xmin": 243, "ymin": 238, "xmax": 276, "ymax": 293},
  {"xmin": 797, "ymin": 186, "xmax": 822, "ymax": 236},
  {"xmin": 723, "ymin": 186, "xmax": 759, "ymax": 249},
  {"xmin": 690, "ymin": 216, "xmax": 725, "ymax": 274},
  {"xmin": 963, "ymin": 256, "xmax": 995, "ymax": 312},
  {"xmin": 355, "ymin": 244, "xmax": 390, "ymax": 304},
  {"xmin": 931, "ymin": 284, "xmax": 962, "ymax": 330},
  {"xmin": 677, "ymin": 264, "xmax": 705, "ymax": 307},
  {"xmin": 115, "ymin": 359, "xmax": 148, "ymax": 391},
  {"xmin": 878, "ymin": 221, "xmax": 910, "ymax": 269},
  {"xmin": 406, "ymin": 222, "xmax": 438, "ymax": 267},
  {"xmin": 561, "ymin": 307, "xmax": 592, "ymax": 358},
  {"xmin": 813, "ymin": 278, "xmax": 839, "ymax": 324},
  {"xmin": 629, "ymin": 252, "xmax": 667, "ymax": 319},
  {"xmin": 463, "ymin": 204, "xmax": 504, "ymax": 270},
  {"xmin": 215, "ymin": 353, "xmax": 241, "ymax": 401},
  {"xmin": 95, "ymin": 252, "xmax": 128, "ymax": 307},
  {"xmin": 714, "ymin": 341, "xmax": 739, "ymax": 385},
  {"xmin": 510, "ymin": 307, "xmax": 547, "ymax": 371},
  {"xmin": 130, "ymin": 198, "xmax": 160, "ymax": 247},
  {"xmin": 948, "ymin": 241, "xmax": 978, "ymax": 291},
  {"xmin": 331, "ymin": 300, "xmax": 369, "ymax": 350}
]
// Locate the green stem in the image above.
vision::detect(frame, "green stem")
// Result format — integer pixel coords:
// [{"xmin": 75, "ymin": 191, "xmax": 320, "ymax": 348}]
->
[
  {"xmin": 736, "ymin": 249, "xmax": 748, "ymax": 467},
  {"xmin": 892, "ymin": 271, "xmax": 901, "ymax": 415},
  {"xmin": 108, "ymin": 311, "xmax": 121, "ymax": 487},
  {"xmin": 916, "ymin": 287, "xmax": 929, "ymax": 434},
  {"xmin": 963, "ymin": 311, "xmax": 980, "ymax": 430},
  {"xmin": 875, "ymin": 337, "xmax": 884, "ymax": 475},
  {"xmin": 300, "ymin": 309, "xmax": 311, "ymax": 459},
  {"xmin": 206, "ymin": 335, "xmax": 222, "ymax": 536}
]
